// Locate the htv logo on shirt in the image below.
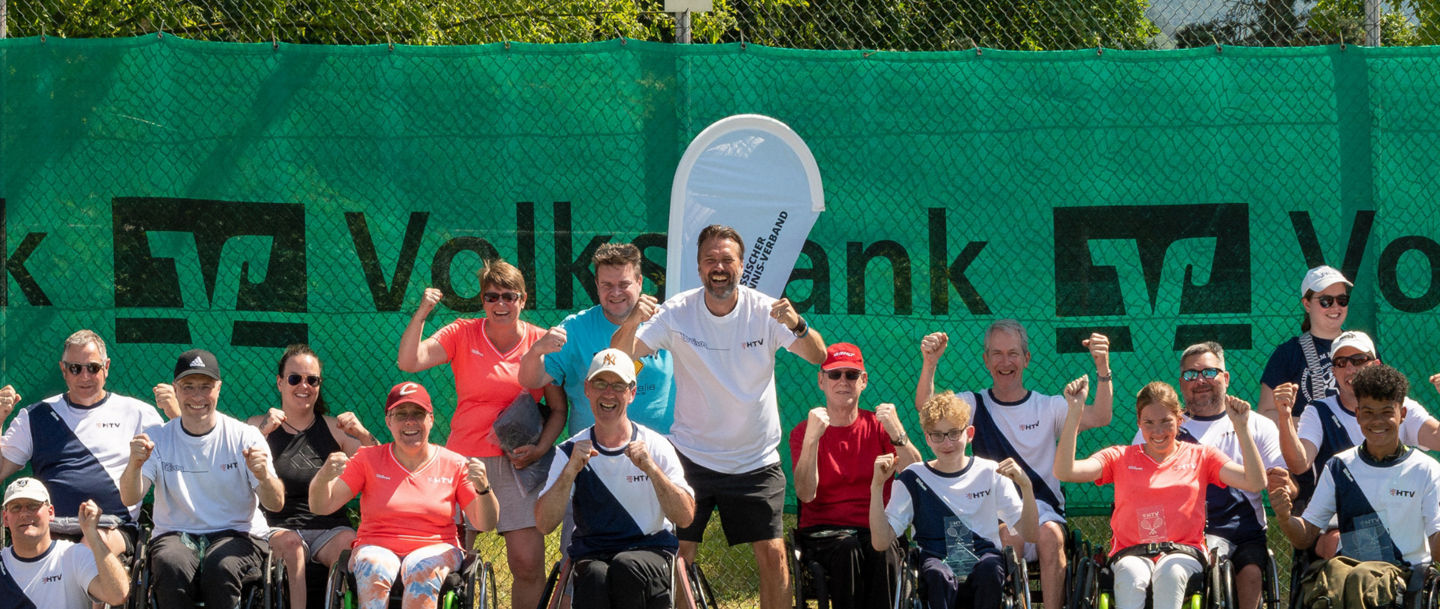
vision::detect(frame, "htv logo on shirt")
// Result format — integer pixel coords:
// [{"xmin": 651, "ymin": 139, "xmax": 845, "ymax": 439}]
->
[
  {"xmin": 967, "ymin": 490, "xmax": 990, "ymax": 499},
  {"xmin": 1391, "ymin": 488, "xmax": 1416, "ymax": 498},
  {"xmin": 743, "ymin": 338, "xmax": 765, "ymax": 348}
]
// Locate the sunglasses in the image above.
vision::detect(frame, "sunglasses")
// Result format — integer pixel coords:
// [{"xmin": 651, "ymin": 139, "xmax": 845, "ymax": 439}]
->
[
  {"xmin": 589, "ymin": 379, "xmax": 633, "ymax": 393},
  {"xmin": 1180, "ymin": 368, "xmax": 1224, "ymax": 382},
  {"xmin": 1311, "ymin": 294, "xmax": 1350, "ymax": 309},
  {"xmin": 824, "ymin": 370, "xmax": 862, "ymax": 381},
  {"xmin": 925, "ymin": 429, "xmax": 966, "ymax": 443},
  {"xmin": 482, "ymin": 291, "xmax": 522, "ymax": 304},
  {"xmin": 63, "ymin": 362, "xmax": 103, "ymax": 376},
  {"xmin": 387, "ymin": 410, "xmax": 429, "ymax": 421},
  {"xmin": 1332, "ymin": 353, "xmax": 1375, "ymax": 368},
  {"xmin": 286, "ymin": 374, "xmax": 322, "ymax": 387}
]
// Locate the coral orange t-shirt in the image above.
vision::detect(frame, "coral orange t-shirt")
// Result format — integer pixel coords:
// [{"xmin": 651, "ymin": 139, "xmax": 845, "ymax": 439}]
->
[
  {"xmin": 432, "ymin": 317, "xmax": 546, "ymax": 457},
  {"xmin": 340, "ymin": 445, "xmax": 479, "ymax": 556},
  {"xmin": 1094, "ymin": 442, "xmax": 1230, "ymax": 556}
]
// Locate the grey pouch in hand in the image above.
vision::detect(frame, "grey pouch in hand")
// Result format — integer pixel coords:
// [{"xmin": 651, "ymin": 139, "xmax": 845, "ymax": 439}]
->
[{"xmin": 492, "ymin": 392, "xmax": 557, "ymax": 494}]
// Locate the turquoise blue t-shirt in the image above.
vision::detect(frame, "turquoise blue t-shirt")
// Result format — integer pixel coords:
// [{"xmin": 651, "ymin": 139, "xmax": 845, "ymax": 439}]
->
[{"xmin": 545, "ymin": 305, "xmax": 676, "ymax": 434}]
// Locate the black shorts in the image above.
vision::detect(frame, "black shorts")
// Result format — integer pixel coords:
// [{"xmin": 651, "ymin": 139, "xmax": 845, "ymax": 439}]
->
[
  {"xmin": 674, "ymin": 452, "xmax": 785, "ymax": 545},
  {"xmin": 1228, "ymin": 539, "xmax": 1269, "ymax": 571}
]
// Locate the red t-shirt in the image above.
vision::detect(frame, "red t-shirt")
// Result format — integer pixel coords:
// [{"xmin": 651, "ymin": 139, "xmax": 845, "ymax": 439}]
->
[
  {"xmin": 340, "ymin": 445, "xmax": 479, "ymax": 556},
  {"xmin": 432, "ymin": 317, "xmax": 546, "ymax": 457},
  {"xmin": 789, "ymin": 409, "xmax": 896, "ymax": 529},
  {"xmin": 1094, "ymin": 442, "xmax": 1230, "ymax": 556}
]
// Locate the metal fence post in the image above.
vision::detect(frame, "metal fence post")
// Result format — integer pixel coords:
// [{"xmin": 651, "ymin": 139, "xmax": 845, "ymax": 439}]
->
[{"xmin": 1365, "ymin": 0, "xmax": 1381, "ymax": 45}]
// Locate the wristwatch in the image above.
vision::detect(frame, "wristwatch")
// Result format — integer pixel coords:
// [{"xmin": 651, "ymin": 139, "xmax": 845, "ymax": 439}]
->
[{"xmin": 891, "ymin": 434, "xmax": 909, "ymax": 447}]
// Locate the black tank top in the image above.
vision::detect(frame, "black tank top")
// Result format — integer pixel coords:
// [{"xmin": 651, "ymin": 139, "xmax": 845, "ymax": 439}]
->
[{"xmin": 264, "ymin": 417, "xmax": 352, "ymax": 530}]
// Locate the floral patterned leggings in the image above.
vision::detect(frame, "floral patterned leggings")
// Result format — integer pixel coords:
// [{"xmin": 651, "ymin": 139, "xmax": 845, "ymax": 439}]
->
[{"xmin": 351, "ymin": 544, "xmax": 464, "ymax": 609}]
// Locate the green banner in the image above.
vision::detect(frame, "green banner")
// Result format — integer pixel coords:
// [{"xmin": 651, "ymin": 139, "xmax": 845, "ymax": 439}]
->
[{"xmin": 4, "ymin": 37, "xmax": 1440, "ymax": 513}]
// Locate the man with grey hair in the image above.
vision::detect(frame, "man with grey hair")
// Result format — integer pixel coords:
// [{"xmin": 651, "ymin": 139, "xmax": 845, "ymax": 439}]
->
[
  {"xmin": 1, "ymin": 329, "xmax": 168, "ymax": 556},
  {"xmin": 1161, "ymin": 341, "xmax": 1284, "ymax": 609},
  {"xmin": 916, "ymin": 319, "xmax": 1113, "ymax": 609}
]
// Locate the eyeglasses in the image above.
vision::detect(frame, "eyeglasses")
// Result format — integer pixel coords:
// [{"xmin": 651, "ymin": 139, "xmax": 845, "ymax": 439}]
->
[
  {"xmin": 3, "ymin": 501, "xmax": 47, "ymax": 515},
  {"xmin": 388, "ymin": 410, "xmax": 429, "ymax": 421},
  {"xmin": 588, "ymin": 379, "xmax": 633, "ymax": 393},
  {"xmin": 63, "ymin": 362, "xmax": 103, "ymax": 376},
  {"xmin": 1332, "ymin": 353, "xmax": 1375, "ymax": 368},
  {"xmin": 286, "ymin": 374, "xmax": 322, "ymax": 387},
  {"xmin": 1311, "ymin": 294, "xmax": 1350, "ymax": 309},
  {"xmin": 925, "ymin": 429, "xmax": 965, "ymax": 443},
  {"xmin": 482, "ymin": 291, "xmax": 522, "ymax": 304},
  {"xmin": 824, "ymin": 370, "xmax": 862, "ymax": 381},
  {"xmin": 1180, "ymin": 368, "xmax": 1224, "ymax": 382}
]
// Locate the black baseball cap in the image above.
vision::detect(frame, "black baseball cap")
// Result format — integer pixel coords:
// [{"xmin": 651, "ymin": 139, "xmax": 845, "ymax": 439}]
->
[{"xmin": 173, "ymin": 349, "xmax": 221, "ymax": 382}]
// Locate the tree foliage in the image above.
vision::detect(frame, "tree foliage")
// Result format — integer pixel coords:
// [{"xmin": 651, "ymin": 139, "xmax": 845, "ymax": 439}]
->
[
  {"xmin": 1173, "ymin": 0, "xmax": 1437, "ymax": 47},
  {"xmin": 4, "ymin": 0, "xmax": 1159, "ymax": 50}
]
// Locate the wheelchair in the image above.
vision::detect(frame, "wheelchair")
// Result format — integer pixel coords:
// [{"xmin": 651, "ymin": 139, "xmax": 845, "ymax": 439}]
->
[
  {"xmin": 891, "ymin": 542, "xmax": 1031, "ymax": 609},
  {"xmin": 321, "ymin": 547, "xmax": 496, "ymax": 609},
  {"xmin": 535, "ymin": 552, "xmax": 718, "ymax": 609},
  {"xmin": 1011, "ymin": 525, "xmax": 1091, "ymax": 609},
  {"xmin": 1287, "ymin": 550, "xmax": 1440, "ymax": 609},
  {"xmin": 790, "ymin": 527, "xmax": 905, "ymax": 609},
  {"xmin": 125, "ymin": 531, "xmax": 287, "ymax": 609},
  {"xmin": 1070, "ymin": 543, "xmax": 1233, "ymax": 609}
]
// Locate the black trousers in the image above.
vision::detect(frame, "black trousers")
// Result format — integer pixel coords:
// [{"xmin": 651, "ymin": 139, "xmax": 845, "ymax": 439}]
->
[
  {"xmin": 149, "ymin": 531, "xmax": 265, "ymax": 609},
  {"xmin": 797, "ymin": 527, "xmax": 896, "ymax": 609},
  {"xmin": 573, "ymin": 547, "xmax": 673, "ymax": 609}
]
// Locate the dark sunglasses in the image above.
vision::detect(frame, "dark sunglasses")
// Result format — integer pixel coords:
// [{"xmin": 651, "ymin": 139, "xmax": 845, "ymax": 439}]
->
[
  {"xmin": 588, "ymin": 379, "xmax": 633, "ymax": 393},
  {"xmin": 1180, "ymin": 368, "xmax": 1223, "ymax": 382},
  {"xmin": 1311, "ymin": 294, "xmax": 1350, "ymax": 309},
  {"xmin": 1331, "ymin": 353, "xmax": 1374, "ymax": 369},
  {"xmin": 63, "ymin": 362, "xmax": 103, "ymax": 376},
  {"xmin": 482, "ymin": 291, "xmax": 522, "ymax": 304},
  {"xmin": 286, "ymin": 374, "xmax": 322, "ymax": 387},
  {"xmin": 824, "ymin": 370, "xmax": 862, "ymax": 381}
]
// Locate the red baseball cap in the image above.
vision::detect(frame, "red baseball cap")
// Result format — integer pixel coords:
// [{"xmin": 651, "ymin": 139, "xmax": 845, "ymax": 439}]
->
[
  {"xmin": 821, "ymin": 343, "xmax": 865, "ymax": 372},
  {"xmin": 385, "ymin": 381, "xmax": 433, "ymax": 413}
]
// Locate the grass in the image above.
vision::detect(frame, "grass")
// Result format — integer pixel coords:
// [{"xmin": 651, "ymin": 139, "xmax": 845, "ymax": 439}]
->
[{"xmin": 470, "ymin": 514, "xmax": 1301, "ymax": 609}]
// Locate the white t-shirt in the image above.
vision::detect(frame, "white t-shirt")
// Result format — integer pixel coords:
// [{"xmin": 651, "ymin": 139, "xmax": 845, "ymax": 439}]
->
[
  {"xmin": 1304, "ymin": 446, "xmax": 1440, "ymax": 567},
  {"xmin": 140, "ymin": 413, "xmax": 270, "ymax": 537},
  {"xmin": 1, "ymin": 392, "xmax": 164, "ymax": 522},
  {"xmin": 635, "ymin": 286, "xmax": 798, "ymax": 474},
  {"xmin": 885, "ymin": 458, "xmax": 1024, "ymax": 561},
  {"xmin": 963, "ymin": 390, "xmax": 1067, "ymax": 520},
  {"xmin": 1, "ymin": 540, "xmax": 100, "ymax": 609},
  {"xmin": 542, "ymin": 423, "xmax": 693, "ymax": 558},
  {"xmin": 1298, "ymin": 396, "xmax": 1434, "ymax": 454}
]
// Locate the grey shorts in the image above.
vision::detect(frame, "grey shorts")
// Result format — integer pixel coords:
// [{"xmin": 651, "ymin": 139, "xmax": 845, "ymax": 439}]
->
[
  {"xmin": 478, "ymin": 455, "xmax": 539, "ymax": 533},
  {"xmin": 267, "ymin": 526, "xmax": 353, "ymax": 561}
]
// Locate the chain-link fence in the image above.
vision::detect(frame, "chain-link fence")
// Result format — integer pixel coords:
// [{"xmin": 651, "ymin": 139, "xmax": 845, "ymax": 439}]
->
[
  {"xmin": 3, "ymin": 0, "xmax": 1439, "ymax": 48},
  {"xmin": 4, "ymin": 12, "xmax": 1440, "ymax": 609}
]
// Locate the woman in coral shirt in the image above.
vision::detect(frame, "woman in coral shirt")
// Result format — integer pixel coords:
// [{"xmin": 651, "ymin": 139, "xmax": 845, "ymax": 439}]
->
[{"xmin": 1055, "ymin": 379, "xmax": 1264, "ymax": 609}]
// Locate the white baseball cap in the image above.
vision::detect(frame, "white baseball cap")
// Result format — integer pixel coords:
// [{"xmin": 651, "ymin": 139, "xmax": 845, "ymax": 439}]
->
[
  {"xmin": 586, "ymin": 348, "xmax": 639, "ymax": 385},
  {"xmin": 3, "ymin": 477, "xmax": 50, "ymax": 507},
  {"xmin": 1301, "ymin": 266, "xmax": 1352, "ymax": 297},
  {"xmin": 1329, "ymin": 331, "xmax": 1376, "ymax": 359}
]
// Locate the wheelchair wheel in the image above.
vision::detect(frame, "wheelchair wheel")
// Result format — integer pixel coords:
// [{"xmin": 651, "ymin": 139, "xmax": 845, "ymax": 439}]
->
[
  {"xmin": 265, "ymin": 548, "xmax": 288, "ymax": 609},
  {"xmin": 1260, "ymin": 550, "xmax": 1282, "ymax": 609},
  {"xmin": 1004, "ymin": 546, "xmax": 1031, "ymax": 609},
  {"xmin": 536, "ymin": 559, "xmax": 571, "ymax": 609},
  {"xmin": 323, "ymin": 550, "xmax": 353, "ymax": 609},
  {"xmin": 126, "ymin": 535, "xmax": 153, "ymax": 609},
  {"xmin": 686, "ymin": 561, "xmax": 720, "ymax": 609},
  {"xmin": 459, "ymin": 558, "xmax": 495, "ymax": 609}
]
